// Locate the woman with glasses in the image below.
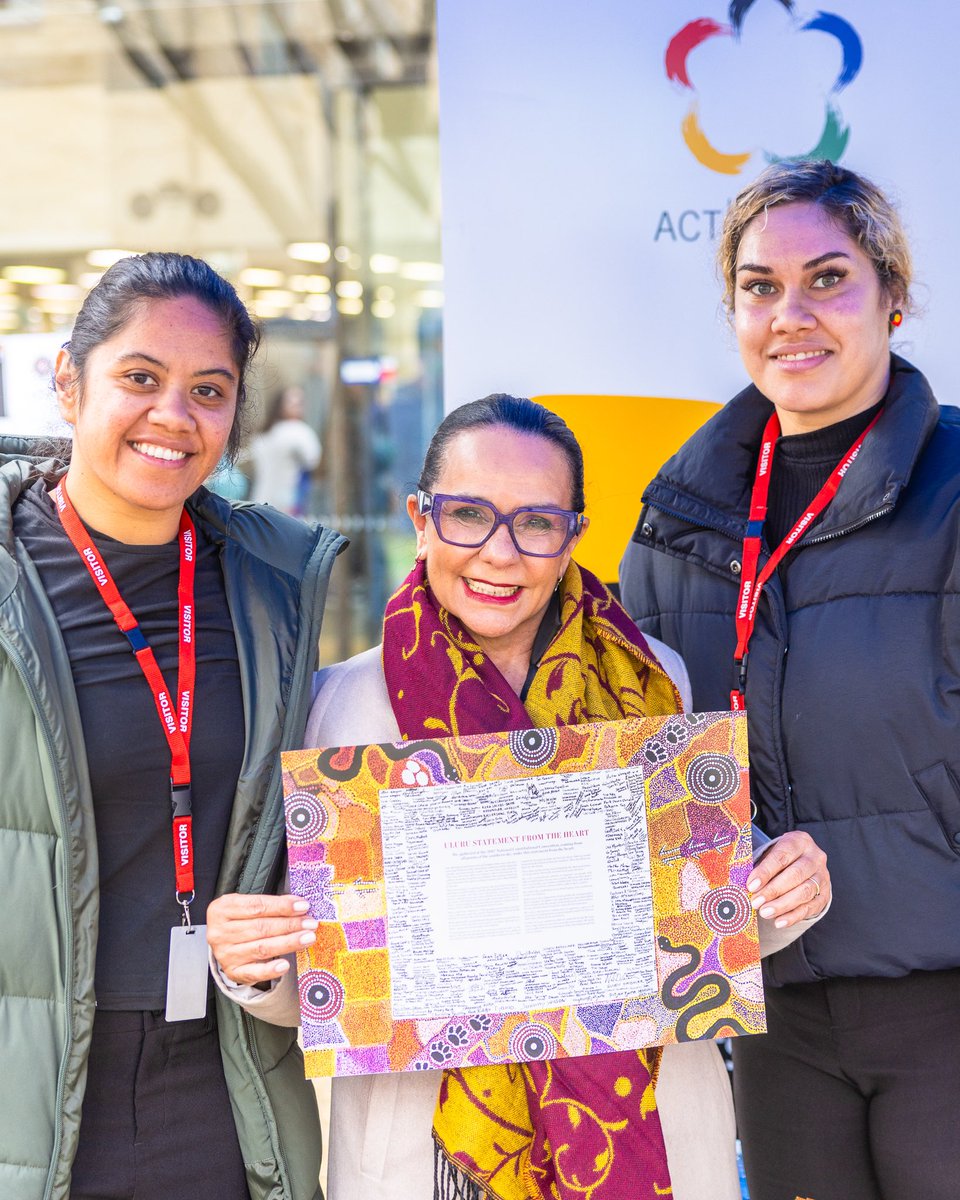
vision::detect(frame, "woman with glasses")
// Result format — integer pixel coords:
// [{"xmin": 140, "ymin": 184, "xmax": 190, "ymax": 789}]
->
[{"xmin": 208, "ymin": 393, "xmax": 825, "ymax": 1200}]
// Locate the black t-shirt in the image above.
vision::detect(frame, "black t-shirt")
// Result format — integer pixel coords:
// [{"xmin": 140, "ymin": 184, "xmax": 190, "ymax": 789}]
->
[{"xmin": 14, "ymin": 480, "xmax": 245, "ymax": 1009}]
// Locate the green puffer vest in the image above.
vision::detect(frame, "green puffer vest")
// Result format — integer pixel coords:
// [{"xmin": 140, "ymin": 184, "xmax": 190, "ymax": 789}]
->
[{"xmin": 0, "ymin": 439, "xmax": 346, "ymax": 1200}]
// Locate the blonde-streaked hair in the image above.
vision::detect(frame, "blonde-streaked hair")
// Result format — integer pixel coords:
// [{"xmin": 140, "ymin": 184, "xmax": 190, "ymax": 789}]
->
[{"xmin": 718, "ymin": 159, "xmax": 912, "ymax": 320}]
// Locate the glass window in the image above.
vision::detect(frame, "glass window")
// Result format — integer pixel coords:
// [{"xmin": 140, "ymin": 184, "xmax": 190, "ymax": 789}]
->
[{"xmin": 0, "ymin": 0, "xmax": 441, "ymax": 659}]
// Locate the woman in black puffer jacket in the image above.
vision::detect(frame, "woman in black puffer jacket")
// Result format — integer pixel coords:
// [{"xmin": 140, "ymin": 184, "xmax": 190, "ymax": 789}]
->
[{"xmin": 621, "ymin": 159, "xmax": 960, "ymax": 1200}]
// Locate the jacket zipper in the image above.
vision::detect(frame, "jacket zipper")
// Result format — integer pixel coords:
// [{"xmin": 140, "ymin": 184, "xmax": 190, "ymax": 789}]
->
[
  {"xmin": 648, "ymin": 497, "xmax": 895, "ymax": 550},
  {"xmin": 645, "ymin": 499, "xmax": 742, "ymax": 543},
  {"xmin": 0, "ymin": 627, "xmax": 75, "ymax": 1200},
  {"xmin": 801, "ymin": 504, "xmax": 893, "ymax": 546}
]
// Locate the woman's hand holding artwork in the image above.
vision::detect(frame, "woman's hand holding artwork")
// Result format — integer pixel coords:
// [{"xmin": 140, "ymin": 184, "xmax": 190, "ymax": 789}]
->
[
  {"xmin": 746, "ymin": 830, "xmax": 830, "ymax": 929},
  {"xmin": 206, "ymin": 893, "xmax": 317, "ymax": 985}
]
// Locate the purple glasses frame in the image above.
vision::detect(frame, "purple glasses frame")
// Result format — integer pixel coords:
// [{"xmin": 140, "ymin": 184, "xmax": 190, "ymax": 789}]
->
[{"xmin": 417, "ymin": 489, "xmax": 584, "ymax": 558}]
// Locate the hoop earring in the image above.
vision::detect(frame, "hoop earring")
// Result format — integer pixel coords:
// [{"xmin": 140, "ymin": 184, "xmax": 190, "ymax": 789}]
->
[{"xmin": 889, "ymin": 308, "xmax": 903, "ymax": 329}]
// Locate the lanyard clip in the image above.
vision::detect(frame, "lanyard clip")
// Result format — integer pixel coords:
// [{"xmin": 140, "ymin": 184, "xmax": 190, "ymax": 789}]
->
[
  {"xmin": 122, "ymin": 623, "xmax": 149, "ymax": 654},
  {"xmin": 177, "ymin": 891, "xmax": 195, "ymax": 928},
  {"xmin": 170, "ymin": 783, "xmax": 192, "ymax": 818},
  {"xmin": 730, "ymin": 656, "xmax": 749, "ymax": 711}
]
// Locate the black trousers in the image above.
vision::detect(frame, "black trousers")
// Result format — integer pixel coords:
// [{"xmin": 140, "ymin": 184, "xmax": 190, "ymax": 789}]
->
[
  {"xmin": 732, "ymin": 967, "xmax": 960, "ymax": 1200},
  {"xmin": 70, "ymin": 1008, "xmax": 250, "ymax": 1200}
]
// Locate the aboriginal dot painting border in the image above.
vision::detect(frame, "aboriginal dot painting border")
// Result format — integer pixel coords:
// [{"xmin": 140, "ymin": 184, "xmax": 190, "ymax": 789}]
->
[{"xmin": 280, "ymin": 709, "xmax": 764, "ymax": 1078}]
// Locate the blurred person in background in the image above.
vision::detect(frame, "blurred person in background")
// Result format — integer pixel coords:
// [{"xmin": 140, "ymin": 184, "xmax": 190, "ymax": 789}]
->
[{"xmin": 250, "ymin": 383, "xmax": 322, "ymax": 516}]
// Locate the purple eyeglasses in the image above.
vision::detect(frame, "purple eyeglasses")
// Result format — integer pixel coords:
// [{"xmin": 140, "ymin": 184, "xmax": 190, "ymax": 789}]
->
[{"xmin": 417, "ymin": 489, "xmax": 584, "ymax": 558}]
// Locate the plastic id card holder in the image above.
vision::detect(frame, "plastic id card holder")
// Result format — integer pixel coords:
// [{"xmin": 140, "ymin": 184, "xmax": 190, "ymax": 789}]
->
[{"xmin": 165, "ymin": 924, "xmax": 210, "ymax": 1022}]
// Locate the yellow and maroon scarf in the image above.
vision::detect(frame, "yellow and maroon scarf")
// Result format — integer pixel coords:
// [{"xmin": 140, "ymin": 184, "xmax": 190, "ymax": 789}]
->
[{"xmin": 382, "ymin": 559, "xmax": 679, "ymax": 1200}]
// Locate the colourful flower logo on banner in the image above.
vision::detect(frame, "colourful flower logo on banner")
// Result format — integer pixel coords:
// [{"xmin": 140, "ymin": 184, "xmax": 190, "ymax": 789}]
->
[{"xmin": 665, "ymin": 0, "xmax": 863, "ymax": 175}]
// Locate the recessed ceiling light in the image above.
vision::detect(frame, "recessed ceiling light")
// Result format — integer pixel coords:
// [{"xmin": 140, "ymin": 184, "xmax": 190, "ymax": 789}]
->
[
  {"xmin": 287, "ymin": 242, "xmax": 331, "ymax": 264},
  {"xmin": 401, "ymin": 261, "xmax": 443, "ymax": 282},
  {"xmin": 239, "ymin": 268, "xmax": 286, "ymax": 288},
  {"xmin": 370, "ymin": 254, "xmax": 399, "ymax": 274},
  {"xmin": 4, "ymin": 265, "xmax": 66, "ymax": 285}
]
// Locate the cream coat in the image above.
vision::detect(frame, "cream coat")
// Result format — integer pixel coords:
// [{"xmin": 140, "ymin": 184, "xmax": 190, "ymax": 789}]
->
[{"xmin": 225, "ymin": 641, "xmax": 816, "ymax": 1200}]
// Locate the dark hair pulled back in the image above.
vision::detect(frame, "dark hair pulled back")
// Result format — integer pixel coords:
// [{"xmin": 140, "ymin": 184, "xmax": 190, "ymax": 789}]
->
[
  {"xmin": 419, "ymin": 394, "xmax": 585, "ymax": 512},
  {"xmin": 65, "ymin": 252, "xmax": 260, "ymax": 462}
]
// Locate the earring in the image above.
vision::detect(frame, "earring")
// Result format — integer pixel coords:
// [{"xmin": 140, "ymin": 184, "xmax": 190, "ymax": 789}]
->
[{"xmin": 889, "ymin": 308, "xmax": 903, "ymax": 329}]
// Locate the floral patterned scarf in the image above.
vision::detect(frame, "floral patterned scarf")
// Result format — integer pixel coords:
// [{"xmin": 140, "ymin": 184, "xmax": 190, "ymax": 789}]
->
[{"xmin": 382, "ymin": 560, "xmax": 679, "ymax": 1199}]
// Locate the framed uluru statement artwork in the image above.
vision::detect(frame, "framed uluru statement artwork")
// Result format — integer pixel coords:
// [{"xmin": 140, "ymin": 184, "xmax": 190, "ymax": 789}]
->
[{"xmin": 281, "ymin": 709, "xmax": 764, "ymax": 1078}]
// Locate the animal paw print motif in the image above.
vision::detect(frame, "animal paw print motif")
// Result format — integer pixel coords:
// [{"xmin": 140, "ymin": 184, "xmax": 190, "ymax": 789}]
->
[
  {"xmin": 400, "ymin": 758, "xmax": 430, "ymax": 787},
  {"xmin": 663, "ymin": 719, "xmax": 690, "ymax": 747},
  {"xmin": 468, "ymin": 1014, "xmax": 492, "ymax": 1032},
  {"xmin": 429, "ymin": 1041, "xmax": 453, "ymax": 1064},
  {"xmin": 413, "ymin": 1060, "xmax": 433, "ymax": 1071},
  {"xmin": 446, "ymin": 1023, "xmax": 470, "ymax": 1047},
  {"xmin": 644, "ymin": 739, "xmax": 670, "ymax": 765}
]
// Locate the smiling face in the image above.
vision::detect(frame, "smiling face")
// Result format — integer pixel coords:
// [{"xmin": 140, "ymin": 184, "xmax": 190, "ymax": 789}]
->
[
  {"xmin": 56, "ymin": 295, "xmax": 240, "ymax": 543},
  {"xmin": 408, "ymin": 425, "xmax": 587, "ymax": 689},
  {"xmin": 734, "ymin": 201, "xmax": 895, "ymax": 435}
]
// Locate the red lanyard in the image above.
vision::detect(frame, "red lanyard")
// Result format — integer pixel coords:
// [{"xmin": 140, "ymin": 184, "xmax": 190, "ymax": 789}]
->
[
  {"xmin": 53, "ymin": 482, "xmax": 198, "ymax": 922},
  {"xmin": 730, "ymin": 408, "xmax": 883, "ymax": 711}
]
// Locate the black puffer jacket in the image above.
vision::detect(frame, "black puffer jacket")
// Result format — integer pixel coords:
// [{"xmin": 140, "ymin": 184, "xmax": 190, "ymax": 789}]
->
[{"xmin": 620, "ymin": 356, "xmax": 960, "ymax": 986}]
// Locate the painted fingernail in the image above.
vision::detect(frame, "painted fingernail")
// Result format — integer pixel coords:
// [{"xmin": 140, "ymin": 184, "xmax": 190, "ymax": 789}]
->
[
  {"xmin": 292, "ymin": 900, "xmax": 310, "ymax": 913},
  {"xmin": 274, "ymin": 960, "xmax": 290, "ymax": 973},
  {"xmin": 751, "ymin": 894, "xmax": 766, "ymax": 909},
  {"xmin": 299, "ymin": 931, "xmax": 316, "ymax": 945},
  {"xmin": 301, "ymin": 919, "xmax": 319, "ymax": 931},
  {"xmin": 747, "ymin": 878, "xmax": 760, "ymax": 893},
  {"xmin": 774, "ymin": 918, "xmax": 788, "ymax": 929},
  {"xmin": 760, "ymin": 905, "xmax": 775, "ymax": 919}
]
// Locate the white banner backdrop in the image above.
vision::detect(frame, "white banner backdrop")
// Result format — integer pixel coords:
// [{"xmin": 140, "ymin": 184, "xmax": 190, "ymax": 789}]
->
[{"xmin": 437, "ymin": 0, "xmax": 955, "ymax": 409}]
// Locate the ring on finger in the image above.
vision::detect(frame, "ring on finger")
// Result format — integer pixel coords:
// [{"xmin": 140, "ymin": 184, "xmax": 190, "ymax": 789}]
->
[{"xmin": 811, "ymin": 877, "xmax": 821, "ymax": 899}]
